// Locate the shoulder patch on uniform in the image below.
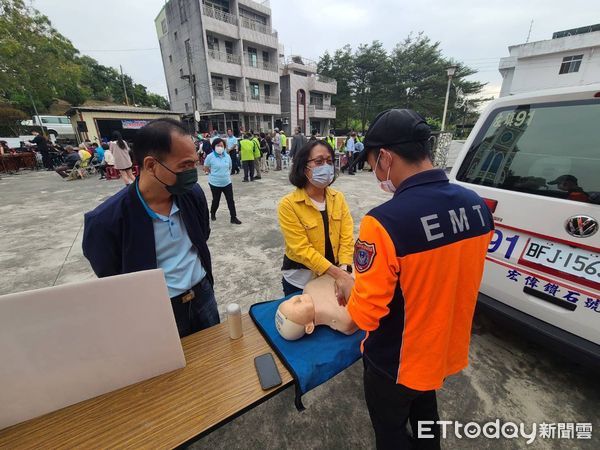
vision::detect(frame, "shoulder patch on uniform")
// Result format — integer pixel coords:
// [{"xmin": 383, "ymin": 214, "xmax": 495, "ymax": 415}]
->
[{"xmin": 354, "ymin": 239, "xmax": 376, "ymax": 273}]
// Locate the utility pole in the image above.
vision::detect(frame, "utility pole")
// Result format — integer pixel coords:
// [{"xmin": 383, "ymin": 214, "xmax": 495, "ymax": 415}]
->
[
  {"xmin": 184, "ymin": 40, "xmax": 199, "ymax": 134},
  {"xmin": 120, "ymin": 65, "xmax": 130, "ymax": 106},
  {"xmin": 26, "ymin": 89, "xmax": 46, "ymax": 138}
]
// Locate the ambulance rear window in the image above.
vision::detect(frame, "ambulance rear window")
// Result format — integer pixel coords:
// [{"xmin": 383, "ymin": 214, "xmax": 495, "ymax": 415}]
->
[{"xmin": 456, "ymin": 100, "xmax": 600, "ymax": 205}]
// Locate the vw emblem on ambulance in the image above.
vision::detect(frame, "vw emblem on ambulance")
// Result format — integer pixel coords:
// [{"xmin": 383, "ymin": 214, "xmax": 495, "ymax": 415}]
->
[{"xmin": 565, "ymin": 215, "xmax": 598, "ymax": 238}]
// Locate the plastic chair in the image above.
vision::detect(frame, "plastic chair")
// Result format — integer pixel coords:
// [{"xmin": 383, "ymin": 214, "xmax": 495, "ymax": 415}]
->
[{"xmin": 105, "ymin": 166, "xmax": 120, "ymax": 180}]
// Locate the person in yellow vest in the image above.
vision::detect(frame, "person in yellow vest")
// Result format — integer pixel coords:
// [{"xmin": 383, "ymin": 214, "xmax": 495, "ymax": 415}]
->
[
  {"xmin": 252, "ymin": 132, "xmax": 262, "ymax": 180},
  {"xmin": 280, "ymin": 130, "xmax": 287, "ymax": 154},
  {"xmin": 240, "ymin": 132, "xmax": 257, "ymax": 182},
  {"xmin": 326, "ymin": 130, "xmax": 337, "ymax": 151}
]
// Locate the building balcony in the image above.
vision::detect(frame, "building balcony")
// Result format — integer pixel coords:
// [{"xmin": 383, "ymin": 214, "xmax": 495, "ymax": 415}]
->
[
  {"xmin": 308, "ymin": 104, "xmax": 336, "ymax": 119},
  {"xmin": 240, "ymin": 17, "xmax": 277, "ymax": 37},
  {"xmin": 238, "ymin": 0, "xmax": 271, "ymax": 15},
  {"xmin": 239, "ymin": 24, "xmax": 278, "ymax": 49},
  {"xmin": 243, "ymin": 65, "xmax": 280, "ymax": 83},
  {"xmin": 308, "ymin": 74, "xmax": 337, "ymax": 94},
  {"xmin": 245, "ymin": 94, "xmax": 281, "ymax": 115},
  {"xmin": 243, "ymin": 53, "xmax": 278, "ymax": 72},
  {"xmin": 214, "ymin": 90, "xmax": 245, "ymax": 102},
  {"xmin": 209, "ymin": 49, "xmax": 241, "ymax": 65},
  {"xmin": 202, "ymin": 3, "xmax": 238, "ymax": 25},
  {"xmin": 212, "ymin": 90, "xmax": 245, "ymax": 112},
  {"xmin": 201, "ymin": 4, "xmax": 239, "ymax": 38},
  {"xmin": 247, "ymin": 94, "xmax": 279, "ymax": 105}
]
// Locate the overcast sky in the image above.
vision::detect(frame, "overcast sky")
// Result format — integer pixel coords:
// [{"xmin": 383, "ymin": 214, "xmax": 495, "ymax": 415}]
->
[{"xmin": 33, "ymin": 0, "xmax": 600, "ymax": 101}]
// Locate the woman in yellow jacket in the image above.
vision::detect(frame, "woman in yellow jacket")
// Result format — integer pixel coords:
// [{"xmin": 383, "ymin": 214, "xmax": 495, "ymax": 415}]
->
[{"xmin": 278, "ymin": 140, "xmax": 355, "ymax": 295}]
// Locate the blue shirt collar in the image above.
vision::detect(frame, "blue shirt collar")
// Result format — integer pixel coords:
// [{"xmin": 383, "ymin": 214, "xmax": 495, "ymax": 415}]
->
[
  {"xmin": 135, "ymin": 179, "xmax": 178, "ymax": 221},
  {"xmin": 395, "ymin": 169, "xmax": 448, "ymax": 196}
]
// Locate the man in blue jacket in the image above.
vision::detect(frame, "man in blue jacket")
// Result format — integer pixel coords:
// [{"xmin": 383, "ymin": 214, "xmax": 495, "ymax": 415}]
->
[{"xmin": 82, "ymin": 118, "xmax": 219, "ymax": 337}]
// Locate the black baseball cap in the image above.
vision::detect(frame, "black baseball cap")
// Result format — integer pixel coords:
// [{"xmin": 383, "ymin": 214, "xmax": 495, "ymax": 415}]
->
[{"xmin": 350, "ymin": 109, "xmax": 431, "ymax": 169}]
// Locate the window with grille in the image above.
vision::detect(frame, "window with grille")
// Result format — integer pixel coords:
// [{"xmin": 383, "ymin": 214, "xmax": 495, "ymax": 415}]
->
[
  {"xmin": 207, "ymin": 35, "xmax": 219, "ymax": 51},
  {"xmin": 250, "ymin": 83, "xmax": 260, "ymax": 99},
  {"xmin": 247, "ymin": 47, "xmax": 258, "ymax": 67},
  {"xmin": 178, "ymin": 0, "xmax": 188, "ymax": 23},
  {"xmin": 559, "ymin": 55, "xmax": 583, "ymax": 74}
]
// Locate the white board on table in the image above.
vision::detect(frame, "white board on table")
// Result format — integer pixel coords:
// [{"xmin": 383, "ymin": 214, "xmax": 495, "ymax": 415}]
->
[{"xmin": 0, "ymin": 269, "xmax": 186, "ymax": 430}]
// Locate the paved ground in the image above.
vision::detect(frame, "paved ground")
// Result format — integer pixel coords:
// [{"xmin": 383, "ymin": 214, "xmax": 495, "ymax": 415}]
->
[{"xmin": 0, "ymin": 167, "xmax": 598, "ymax": 449}]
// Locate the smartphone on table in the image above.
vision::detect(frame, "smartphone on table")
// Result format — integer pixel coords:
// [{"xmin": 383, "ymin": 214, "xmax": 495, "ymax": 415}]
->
[{"xmin": 254, "ymin": 353, "xmax": 282, "ymax": 390}]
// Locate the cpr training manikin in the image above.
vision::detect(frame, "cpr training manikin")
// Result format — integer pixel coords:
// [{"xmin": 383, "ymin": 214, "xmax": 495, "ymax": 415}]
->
[{"xmin": 275, "ymin": 274, "xmax": 358, "ymax": 340}]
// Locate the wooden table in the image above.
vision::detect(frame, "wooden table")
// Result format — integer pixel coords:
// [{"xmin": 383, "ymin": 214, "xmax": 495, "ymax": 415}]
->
[
  {"xmin": 0, "ymin": 152, "xmax": 37, "ymax": 173},
  {"xmin": 0, "ymin": 314, "xmax": 293, "ymax": 449}
]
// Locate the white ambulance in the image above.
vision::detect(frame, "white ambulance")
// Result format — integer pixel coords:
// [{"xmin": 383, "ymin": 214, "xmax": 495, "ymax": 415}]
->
[{"xmin": 450, "ymin": 84, "xmax": 600, "ymax": 364}]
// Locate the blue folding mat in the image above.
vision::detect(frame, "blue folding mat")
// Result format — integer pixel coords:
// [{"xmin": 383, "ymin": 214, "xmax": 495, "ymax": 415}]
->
[{"xmin": 249, "ymin": 296, "xmax": 366, "ymax": 410}]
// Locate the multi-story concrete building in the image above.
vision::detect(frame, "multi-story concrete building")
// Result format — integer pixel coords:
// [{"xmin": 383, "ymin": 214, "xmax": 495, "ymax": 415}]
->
[
  {"xmin": 499, "ymin": 24, "xmax": 600, "ymax": 97},
  {"xmin": 155, "ymin": 0, "xmax": 281, "ymax": 133},
  {"xmin": 278, "ymin": 55, "xmax": 337, "ymax": 135}
]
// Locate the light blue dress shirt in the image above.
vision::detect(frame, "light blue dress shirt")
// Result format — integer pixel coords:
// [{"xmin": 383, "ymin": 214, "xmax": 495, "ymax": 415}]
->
[
  {"xmin": 135, "ymin": 181, "xmax": 206, "ymax": 297},
  {"xmin": 346, "ymin": 137, "xmax": 355, "ymax": 153},
  {"xmin": 226, "ymin": 135, "xmax": 238, "ymax": 151},
  {"xmin": 204, "ymin": 152, "xmax": 232, "ymax": 187}
]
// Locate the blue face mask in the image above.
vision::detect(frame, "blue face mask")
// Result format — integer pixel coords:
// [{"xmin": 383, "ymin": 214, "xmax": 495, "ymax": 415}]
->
[{"xmin": 308, "ymin": 164, "xmax": 334, "ymax": 188}]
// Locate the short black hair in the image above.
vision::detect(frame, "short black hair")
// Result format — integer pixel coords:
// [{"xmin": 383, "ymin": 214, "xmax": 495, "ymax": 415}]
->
[
  {"xmin": 211, "ymin": 137, "xmax": 225, "ymax": 149},
  {"xmin": 369, "ymin": 140, "xmax": 432, "ymax": 164},
  {"xmin": 289, "ymin": 140, "xmax": 336, "ymax": 189},
  {"xmin": 133, "ymin": 117, "xmax": 189, "ymax": 164}
]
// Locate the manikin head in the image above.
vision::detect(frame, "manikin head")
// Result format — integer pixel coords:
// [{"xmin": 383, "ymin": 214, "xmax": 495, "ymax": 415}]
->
[{"xmin": 275, "ymin": 294, "xmax": 316, "ymax": 340}]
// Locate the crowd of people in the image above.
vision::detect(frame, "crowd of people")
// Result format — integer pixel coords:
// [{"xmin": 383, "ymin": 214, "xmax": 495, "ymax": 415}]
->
[{"xmin": 80, "ymin": 111, "xmax": 493, "ymax": 449}]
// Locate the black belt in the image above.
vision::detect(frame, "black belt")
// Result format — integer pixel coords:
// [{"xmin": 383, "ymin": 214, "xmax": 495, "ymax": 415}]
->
[{"xmin": 170, "ymin": 278, "xmax": 206, "ymax": 304}]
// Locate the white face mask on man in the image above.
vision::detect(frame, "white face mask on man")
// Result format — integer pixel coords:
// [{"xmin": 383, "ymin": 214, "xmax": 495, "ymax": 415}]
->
[{"xmin": 374, "ymin": 151, "xmax": 396, "ymax": 194}]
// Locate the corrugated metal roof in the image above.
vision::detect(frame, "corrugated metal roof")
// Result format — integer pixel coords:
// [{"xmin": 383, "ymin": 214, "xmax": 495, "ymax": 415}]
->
[{"xmin": 66, "ymin": 105, "xmax": 184, "ymax": 115}]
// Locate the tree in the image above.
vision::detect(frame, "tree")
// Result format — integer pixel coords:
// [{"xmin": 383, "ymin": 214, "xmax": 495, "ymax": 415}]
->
[
  {"xmin": 318, "ymin": 45, "xmax": 354, "ymax": 128},
  {"xmin": 318, "ymin": 33, "xmax": 487, "ymax": 131},
  {"xmin": 0, "ymin": 0, "xmax": 169, "ymax": 115},
  {"xmin": 352, "ymin": 41, "xmax": 390, "ymax": 131}
]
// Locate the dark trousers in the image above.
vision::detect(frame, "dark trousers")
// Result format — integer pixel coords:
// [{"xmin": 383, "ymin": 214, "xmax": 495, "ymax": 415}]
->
[
  {"xmin": 242, "ymin": 160, "xmax": 255, "ymax": 181},
  {"xmin": 41, "ymin": 150, "xmax": 52, "ymax": 169},
  {"xmin": 348, "ymin": 153, "xmax": 358, "ymax": 174},
  {"xmin": 357, "ymin": 157, "xmax": 365, "ymax": 171},
  {"xmin": 230, "ymin": 150, "xmax": 240, "ymax": 174},
  {"xmin": 170, "ymin": 277, "xmax": 220, "ymax": 338},
  {"xmin": 282, "ymin": 277, "xmax": 303, "ymax": 297},
  {"xmin": 209, "ymin": 183, "xmax": 237, "ymax": 219},
  {"xmin": 364, "ymin": 362, "xmax": 440, "ymax": 450}
]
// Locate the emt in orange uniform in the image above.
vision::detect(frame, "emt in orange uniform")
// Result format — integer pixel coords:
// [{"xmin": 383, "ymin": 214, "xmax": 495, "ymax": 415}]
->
[
  {"xmin": 278, "ymin": 140, "xmax": 355, "ymax": 296},
  {"xmin": 336, "ymin": 109, "xmax": 494, "ymax": 450}
]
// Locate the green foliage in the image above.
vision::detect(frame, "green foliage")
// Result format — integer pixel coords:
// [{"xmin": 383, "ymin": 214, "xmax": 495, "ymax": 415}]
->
[
  {"xmin": 317, "ymin": 33, "xmax": 487, "ymax": 130},
  {"xmin": 0, "ymin": 0, "xmax": 169, "ymax": 115},
  {"xmin": 0, "ymin": 102, "xmax": 28, "ymax": 136}
]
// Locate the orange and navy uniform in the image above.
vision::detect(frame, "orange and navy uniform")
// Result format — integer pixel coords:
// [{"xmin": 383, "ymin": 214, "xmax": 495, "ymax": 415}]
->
[{"xmin": 347, "ymin": 169, "xmax": 494, "ymax": 391}]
